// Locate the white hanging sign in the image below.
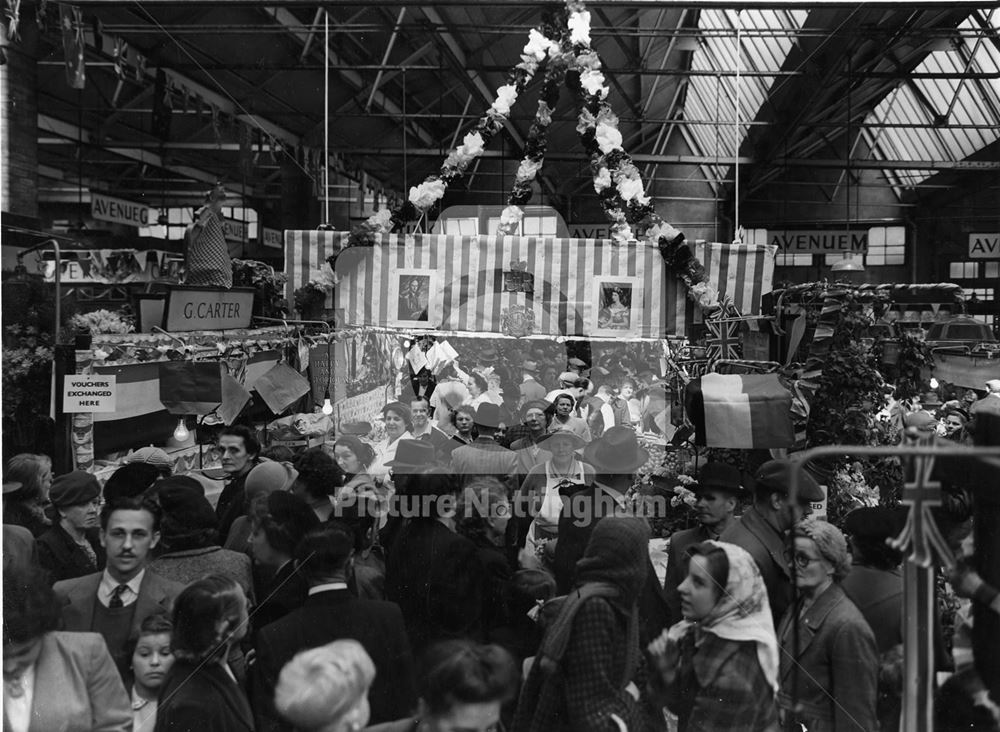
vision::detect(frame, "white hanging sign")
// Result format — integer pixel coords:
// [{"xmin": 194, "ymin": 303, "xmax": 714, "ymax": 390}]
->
[
  {"xmin": 91, "ymin": 193, "xmax": 155, "ymax": 227},
  {"xmin": 968, "ymin": 233, "xmax": 1000, "ymax": 259}
]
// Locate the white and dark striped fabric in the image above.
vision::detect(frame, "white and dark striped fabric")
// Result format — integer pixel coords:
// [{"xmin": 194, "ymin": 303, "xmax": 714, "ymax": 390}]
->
[{"xmin": 284, "ymin": 232, "xmax": 777, "ymax": 337}]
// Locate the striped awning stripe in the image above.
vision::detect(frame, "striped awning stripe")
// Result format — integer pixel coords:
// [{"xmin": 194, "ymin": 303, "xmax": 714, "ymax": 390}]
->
[{"xmin": 285, "ymin": 232, "xmax": 777, "ymax": 337}]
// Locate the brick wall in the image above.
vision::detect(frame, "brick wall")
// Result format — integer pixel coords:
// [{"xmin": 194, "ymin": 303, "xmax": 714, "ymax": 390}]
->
[{"xmin": 1, "ymin": 42, "xmax": 38, "ymax": 220}]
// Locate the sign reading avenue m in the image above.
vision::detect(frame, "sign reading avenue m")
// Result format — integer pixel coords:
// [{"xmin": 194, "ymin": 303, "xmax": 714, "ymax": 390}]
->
[{"xmin": 768, "ymin": 230, "xmax": 868, "ymax": 253}]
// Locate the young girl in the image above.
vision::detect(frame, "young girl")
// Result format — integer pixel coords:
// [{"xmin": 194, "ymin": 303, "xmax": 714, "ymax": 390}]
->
[{"xmin": 130, "ymin": 613, "xmax": 175, "ymax": 732}]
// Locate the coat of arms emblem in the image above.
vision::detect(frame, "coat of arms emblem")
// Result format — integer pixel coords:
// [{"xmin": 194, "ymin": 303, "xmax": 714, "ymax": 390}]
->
[{"xmin": 500, "ymin": 305, "xmax": 536, "ymax": 338}]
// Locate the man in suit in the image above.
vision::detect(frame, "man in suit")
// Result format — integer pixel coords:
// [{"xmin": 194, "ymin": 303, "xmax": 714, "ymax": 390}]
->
[
  {"xmin": 662, "ymin": 461, "xmax": 743, "ymax": 626},
  {"xmin": 519, "ymin": 360, "xmax": 547, "ymax": 404},
  {"xmin": 552, "ymin": 426, "xmax": 668, "ymax": 645},
  {"xmin": 252, "ymin": 524, "xmax": 417, "ymax": 731},
  {"xmin": 450, "ymin": 403, "xmax": 517, "ymax": 489},
  {"xmin": 53, "ymin": 495, "xmax": 184, "ymax": 681},
  {"xmin": 720, "ymin": 458, "xmax": 823, "ymax": 625}
]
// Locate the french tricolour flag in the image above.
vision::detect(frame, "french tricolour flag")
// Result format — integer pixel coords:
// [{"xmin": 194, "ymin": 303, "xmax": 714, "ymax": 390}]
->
[{"xmin": 685, "ymin": 373, "xmax": 795, "ymax": 449}]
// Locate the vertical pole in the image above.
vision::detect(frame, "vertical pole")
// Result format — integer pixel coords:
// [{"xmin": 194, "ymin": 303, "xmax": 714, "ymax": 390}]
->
[
  {"xmin": 902, "ymin": 563, "xmax": 936, "ymax": 732},
  {"xmin": 324, "ymin": 10, "xmax": 330, "ymax": 225}
]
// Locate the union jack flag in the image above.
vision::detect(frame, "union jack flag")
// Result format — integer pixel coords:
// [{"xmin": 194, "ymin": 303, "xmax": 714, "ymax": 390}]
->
[{"xmin": 704, "ymin": 316, "xmax": 742, "ymax": 362}]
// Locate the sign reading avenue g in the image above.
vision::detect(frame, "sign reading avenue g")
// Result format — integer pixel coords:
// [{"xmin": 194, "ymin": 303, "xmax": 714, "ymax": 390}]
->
[{"xmin": 91, "ymin": 192, "xmax": 155, "ymax": 228}]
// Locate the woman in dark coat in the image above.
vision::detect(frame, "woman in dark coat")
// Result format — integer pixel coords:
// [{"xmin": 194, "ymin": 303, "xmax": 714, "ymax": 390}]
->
[
  {"xmin": 155, "ymin": 575, "xmax": 253, "ymax": 732},
  {"xmin": 776, "ymin": 518, "xmax": 878, "ymax": 732},
  {"xmin": 36, "ymin": 471, "xmax": 106, "ymax": 581},
  {"xmin": 513, "ymin": 517, "xmax": 653, "ymax": 732},
  {"xmin": 648, "ymin": 541, "xmax": 779, "ymax": 732}
]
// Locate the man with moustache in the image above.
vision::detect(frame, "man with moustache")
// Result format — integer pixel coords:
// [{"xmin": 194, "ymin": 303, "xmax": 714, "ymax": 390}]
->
[{"xmin": 53, "ymin": 495, "xmax": 184, "ymax": 681}]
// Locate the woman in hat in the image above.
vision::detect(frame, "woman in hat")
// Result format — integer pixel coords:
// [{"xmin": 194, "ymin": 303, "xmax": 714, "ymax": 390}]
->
[
  {"xmin": 370, "ymin": 402, "xmax": 415, "ymax": 484},
  {"xmin": 332, "ymin": 435, "xmax": 380, "ymax": 507},
  {"xmin": 776, "ymin": 518, "xmax": 878, "ymax": 732},
  {"xmin": 2, "ymin": 453, "xmax": 54, "ymax": 537},
  {"xmin": 36, "ymin": 471, "xmax": 106, "ymax": 582},
  {"xmin": 517, "ymin": 429, "xmax": 594, "ymax": 557},
  {"xmin": 648, "ymin": 541, "xmax": 779, "ymax": 731}
]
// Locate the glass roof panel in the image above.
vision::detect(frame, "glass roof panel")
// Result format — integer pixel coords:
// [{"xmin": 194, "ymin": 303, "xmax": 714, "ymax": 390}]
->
[
  {"xmin": 864, "ymin": 11, "xmax": 1000, "ymax": 188},
  {"xmin": 684, "ymin": 8, "xmax": 806, "ymax": 184}
]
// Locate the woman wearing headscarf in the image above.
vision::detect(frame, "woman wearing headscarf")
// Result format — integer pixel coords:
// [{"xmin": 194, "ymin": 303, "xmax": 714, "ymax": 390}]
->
[
  {"xmin": 647, "ymin": 541, "xmax": 779, "ymax": 731},
  {"xmin": 513, "ymin": 517, "xmax": 654, "ymax": 732},
  {"xmin": 776, "ymin": 518, "xmax": 878, "ymax": 732}
]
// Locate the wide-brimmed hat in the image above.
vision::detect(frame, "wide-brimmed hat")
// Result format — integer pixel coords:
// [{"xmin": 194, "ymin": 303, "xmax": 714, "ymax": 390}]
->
[
  {"xmin": 474, "ymin": 402, "xmax": 502, "ymax": 429},
  {"xmin": 581, "ymin": 426, "xmax": 649, "ymax": 473},
  {"xmin": 384, "ymin": 439, "xmax": 437, "ymax": 471},
  {"xmin": 692, "ymin": 461, "xmax": 744, "ymax": 495},
  {"xmin": 478, "ymin": 347, "xmax": 499, "ymax": 363},
  {"xmin": 536, "ymin": 428, "xmax": 587, "ymax": 449}
]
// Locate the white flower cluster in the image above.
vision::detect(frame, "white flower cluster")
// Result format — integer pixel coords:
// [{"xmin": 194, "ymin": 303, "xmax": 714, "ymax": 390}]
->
[
  {"xmin": 408, "ymin": 178, "xmax": 447, "ymax": 212},
  {"xmin": 523, "ymin": 28, "xmax": 557, "ymax": 63},
  {"xmin": 69, "ymin": 309, "xmax": 134, "ymax": 336},
  {"xmin": 491, "ymin": 84, "xmax": 518, "ymax": 116},
  {"xmin": 498, "ymin": 205, "xmax": 525, "ymax": 234},
  {"xmin": 568, "ymin": 10, "xmax": 591, "ymax": 45}
]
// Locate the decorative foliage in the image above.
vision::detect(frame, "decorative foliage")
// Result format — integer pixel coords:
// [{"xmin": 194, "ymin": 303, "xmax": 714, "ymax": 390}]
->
[
  {"xmin": 889, "ymin": 330, "xmax": 933, "ymax": 401},
  {"xmin": 231, "ymin": 259, "xmax": 288, "ymax": 319},
  {"xmin": 69, "ymin": 308, "xmax": 135, "ymax": 335},
  {"xmin": 2, "ymin": 325, "xmax": 54, "ymax": 420}
]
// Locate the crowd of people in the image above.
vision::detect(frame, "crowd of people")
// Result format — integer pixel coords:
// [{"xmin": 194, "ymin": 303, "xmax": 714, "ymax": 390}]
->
[{"xmin": 3, "ymin": 362, "xmax": 1000, "ymax": 731}]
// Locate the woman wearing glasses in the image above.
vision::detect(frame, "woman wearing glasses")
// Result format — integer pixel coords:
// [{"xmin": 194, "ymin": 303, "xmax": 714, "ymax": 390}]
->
[
  {"xmin": 647, "ymin": 541, "xmax": 779, "ymax": 732},
  {"xmin": 776, "ymin": 518, "xmax": 878, "ymax": 732}
]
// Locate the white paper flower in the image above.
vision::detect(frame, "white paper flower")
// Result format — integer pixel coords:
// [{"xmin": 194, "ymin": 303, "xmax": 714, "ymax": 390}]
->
[
  {"xmin": 523, "ymin": 29, "xmax": 555, "ymax": 62},
  {"xmin": 617, "ymin": 176, "xmax": 645, "ymax": 202},
  {"xmin": 610, "ymin": 222, "xmax": 633, "ymax": 243},
  {"xmin": 491, "ymin": 84, "xmax": 518, "ymax": 116},
  {"xmin": 593, "ymin": 167, "xmax": 612, "ymax": 192},
  {"xmin": 516, "ymin": 158, "xmax": 543, "ymax": 182},
  {"xmin": 499, "ymin": 205, "xmax": 524, "ymax": 227},
  {"xmin": 457, "ymin": 131, "xmax": 485, "ymax": 160},
  {"xmin": 367, "ymin": 208, "xmax": 392, "ymax": 231},
  {"xmin": 579, "ymin": 69, "xmax": 609, "ymax": 99},
  {"xmin": 647, "ymin": 220, "xmax": 682, "ymax": 244},
  {"xmin": 537, "ymin": 101, "xmax": 553, "ymax": 126},
  {"xmin": 408, "ymin": 178, "xmax": 447, "ymax": 211},
  {"xmin": 92, "ymin": 348, "xmax": 110, "ymax": 361},
  {"xmin": 595, "ymin": 123, "xmax": 623, "ymax": 154},
  {"xmin": 576, "ymin": 108, "xmax": 597, "ymax": 135},
  {"xmin": 568, "ymin": 11, "xmax": 591, "ymax": 45}
]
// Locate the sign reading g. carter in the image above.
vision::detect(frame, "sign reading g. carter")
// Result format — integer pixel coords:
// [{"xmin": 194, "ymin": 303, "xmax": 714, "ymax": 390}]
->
[{"xmin": 163, "ymin": 286, "xmax": 255, "ymax": 332}]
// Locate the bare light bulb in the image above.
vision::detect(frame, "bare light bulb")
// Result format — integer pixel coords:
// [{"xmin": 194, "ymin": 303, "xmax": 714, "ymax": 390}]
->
[
  {"xmin": 321, "ymin": 389, "xmax": 334, "ymax": 415},
  {"xmin": 173, "ymin": 418, "xmax": 190, "ymax": 442},
  {"xmin": 929, "ymin": 377, "xmax": 939, "ymax": 389}
]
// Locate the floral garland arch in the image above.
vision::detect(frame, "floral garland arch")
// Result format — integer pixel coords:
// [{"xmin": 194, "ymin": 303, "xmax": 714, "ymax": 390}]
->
[{"xmin": 298, "ymin": 0, "xmax": 721, "ymax": 314}]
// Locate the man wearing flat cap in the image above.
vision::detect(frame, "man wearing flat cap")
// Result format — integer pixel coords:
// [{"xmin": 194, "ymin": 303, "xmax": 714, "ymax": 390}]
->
[
  {"xmin": 721, "ymin": 457, "xmax": 823, "ymax": 624},
  {"xmin": 36, "ymin": 471, "xmax": 107, "ymax": 582},
  {"xmin": 662, "ymin": 461, "xmax": 744, "ymax": 626},
  {"xmin": 449, "ymin": 403, "xmax": 517, "ymax": 490}
]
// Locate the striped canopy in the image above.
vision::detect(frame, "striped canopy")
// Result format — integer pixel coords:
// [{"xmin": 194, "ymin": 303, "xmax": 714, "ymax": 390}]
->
[{"xmin": 285, "ymin": 231, "xmax": 776, "ymax": 338}]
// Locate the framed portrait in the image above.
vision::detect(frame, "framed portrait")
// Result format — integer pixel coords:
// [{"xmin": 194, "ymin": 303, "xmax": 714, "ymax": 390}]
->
[
  {"xmin": 592, "ymin": 276, "xmax": 641, "ymax": 336},
  {"xmin": 389, "ymin": 268, "xmax": 439, "ymax": 327}
]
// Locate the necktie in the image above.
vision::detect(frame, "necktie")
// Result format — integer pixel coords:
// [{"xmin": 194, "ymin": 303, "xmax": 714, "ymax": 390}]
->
[{"xmin": 109, "ymin": 583, "xmax": 128, "ymax": 609}]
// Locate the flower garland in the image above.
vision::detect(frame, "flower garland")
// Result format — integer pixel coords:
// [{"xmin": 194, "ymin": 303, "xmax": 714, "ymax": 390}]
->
[{"xmin": 297, "ymin": 0, "xmax": 722, "ymax": 314}]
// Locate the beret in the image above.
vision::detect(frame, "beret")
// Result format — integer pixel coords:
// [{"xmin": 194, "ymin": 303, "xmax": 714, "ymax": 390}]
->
[
  {"xmin": 50, "ymin": 471, "xmax": 101, "ymax": 508},
  {"xmin": 520, "ymin": 399, "xmax": 551, "ymax": 416},
  {"xmin": 843, "ymin": 506, "xmax": 908, "ymax": 540},
  {"xmin": 156, "ymin": 477, "xmax": 216, "ymax": 536},
  {"xmin": 126, "ymin": 447, "xmax": 174, "ymax": 470},
  {"xmin": 754, "ymin": 459, "xmax": 824, "ymax": 502}
]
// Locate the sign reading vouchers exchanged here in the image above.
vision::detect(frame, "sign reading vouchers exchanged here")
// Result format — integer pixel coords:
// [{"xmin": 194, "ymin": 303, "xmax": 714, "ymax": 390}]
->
[
  {"xmin": 162, "ymin": 286, "xmax": 255, "ymax": 332},
  {"xmin": 63, "ymin": 375, "xmax": 117, "ymax": 413}
]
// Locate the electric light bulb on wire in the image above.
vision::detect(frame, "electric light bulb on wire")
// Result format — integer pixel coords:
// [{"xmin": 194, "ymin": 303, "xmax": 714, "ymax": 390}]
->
[
  {"xmin": 929, "ymin": 377, "xmax": 939, "ymax": 390},
  {"xmin": 173, "ymin": 418, "xmax": 190, "ymax": 442},
  {"xmin": 321, "ymin": 389, "xmax": 334, "ymax": 416}
]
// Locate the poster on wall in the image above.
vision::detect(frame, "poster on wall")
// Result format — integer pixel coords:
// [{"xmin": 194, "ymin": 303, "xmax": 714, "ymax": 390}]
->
[
  {"xmin": 593, "ymin": 276, "xmax": 641, "ymax": 337},
  {"xmin": 388, "ymin": 268, "xmax": 439, "ymax": 328}
]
